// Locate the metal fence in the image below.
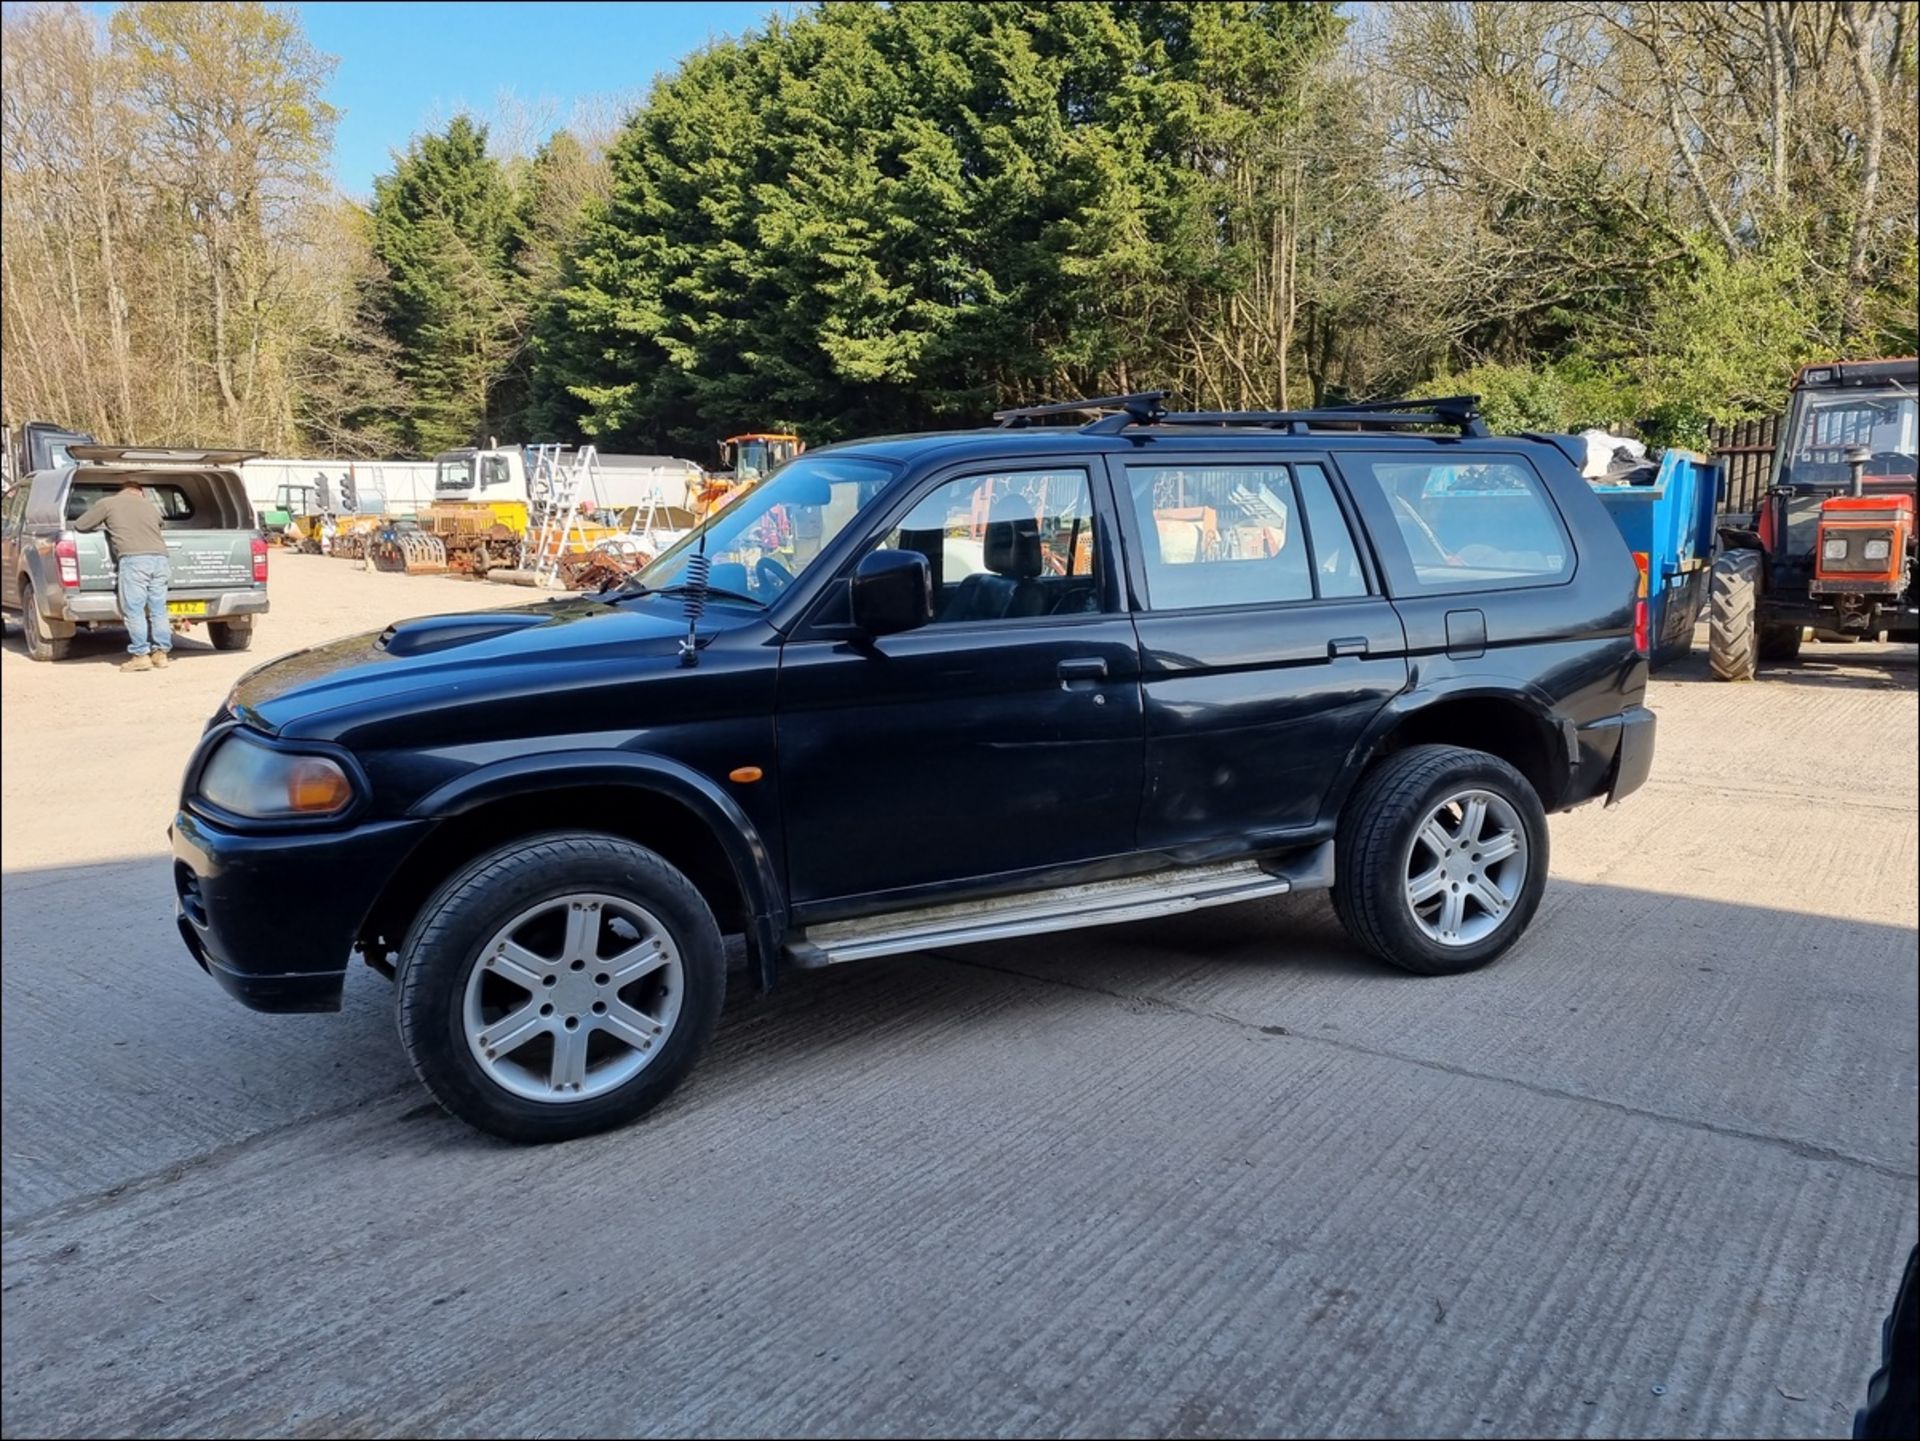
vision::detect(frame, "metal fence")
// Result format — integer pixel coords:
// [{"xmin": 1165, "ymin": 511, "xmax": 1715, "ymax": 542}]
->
[{"xmin": 1707, "ymin": 414, "xmax": 1780, "ymax": 522}]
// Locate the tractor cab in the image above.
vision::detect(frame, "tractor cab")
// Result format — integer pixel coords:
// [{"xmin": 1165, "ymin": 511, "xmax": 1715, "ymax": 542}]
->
[
  {"xmin": 1709, "ymin": 357, "xmax": 1918, "ymax": 677},
  {"xmin": 719, "ymin": 433, "xmax": 803, "ymax": 484},
  {"xmin": 1770, "ymin": 361, "xmax": 1916, "ymax": 603}
]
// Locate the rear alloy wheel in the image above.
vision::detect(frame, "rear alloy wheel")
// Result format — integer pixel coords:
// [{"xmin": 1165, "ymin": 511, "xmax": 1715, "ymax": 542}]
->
[
  {"xmin": 20, "ymin": 582, "xmax": 71, "ymax": 662},
  {"xmin": 1402, "ymin": 789, "xmax": 1531, "ymax": 949},
  {"xmin": 398, "ymin": 832, "xmax": 725, "ymax": 1142},
  {"xmin": 1334, "ymin": 744, "xmax": 1549, "ymax": 976},
  {"xmin": 1707, "ymin": 548, "xmax": 1760, "ymax": 681}
]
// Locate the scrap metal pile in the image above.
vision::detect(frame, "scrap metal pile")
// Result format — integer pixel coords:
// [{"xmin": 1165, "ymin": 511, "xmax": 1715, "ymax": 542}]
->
[{"xmin": 556, "ymin": 544, "xmax": 652, "ymax": 591}]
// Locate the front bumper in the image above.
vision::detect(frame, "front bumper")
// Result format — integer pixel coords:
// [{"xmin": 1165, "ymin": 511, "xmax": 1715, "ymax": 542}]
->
[{"xmin": 171, "ymin": 807, "xmax": 430, "ymax": 1013}]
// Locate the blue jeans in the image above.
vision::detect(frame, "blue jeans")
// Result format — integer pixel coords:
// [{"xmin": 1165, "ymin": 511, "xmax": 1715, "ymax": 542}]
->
[{"xmin": 118, "ymin": 554, "xmax": 173, "ymax": 655}]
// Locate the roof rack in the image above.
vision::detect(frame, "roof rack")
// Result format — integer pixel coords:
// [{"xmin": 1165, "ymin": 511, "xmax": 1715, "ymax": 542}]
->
[
  {"xmin": 994, "ymin": 392, "xmax": 1169, "ymax": 428},
  {"xmin": 992, "ymin": 392, "xmax": 1489, "ymax": 438}
]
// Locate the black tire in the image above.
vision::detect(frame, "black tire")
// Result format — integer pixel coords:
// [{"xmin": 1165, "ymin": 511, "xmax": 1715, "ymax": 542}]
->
[
  {"xmin": 20, "ymin": 582, "xmax": 71, "ymax": 662},
  {"xmin": 1332, "ymin": 744, "xmax": 1550, "ymax": 976},
  {"xmin": 1757, "ymin": 622, "xmax": 1803, "ymax": 662},
  {"xmin": 1708, "ymin": 548, "xmax": 1760, "ymax": 681},
  {"xmin": 397, "ymin": 832, "xmax": 726, "ymax": 1142},
  {"xmin": 1856, "ymin": 1244, "xmax": 1920, "ymax": 1439},
  {"xmin": 208, "ymin": 619, "xmax": 254, "ymax": 652}
]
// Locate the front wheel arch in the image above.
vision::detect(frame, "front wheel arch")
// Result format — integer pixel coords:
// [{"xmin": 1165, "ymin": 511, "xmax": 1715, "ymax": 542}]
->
[{"xmin": 364, "ymin": 769, "xmax": 783, "ymax": 988}]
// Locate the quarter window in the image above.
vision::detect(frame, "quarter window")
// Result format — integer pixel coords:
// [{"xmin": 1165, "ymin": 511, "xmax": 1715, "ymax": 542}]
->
[
  {"xmin": 1353, "ymin": 457, "xmax": 1569, "ymax": 589},
  {"xmin": 1294, "ymin": 463, "xmax": 1368, "ymax": 598},
  {"xmin": 878, "ymin": 469, "xmax": 1101, "ymax": 623}
]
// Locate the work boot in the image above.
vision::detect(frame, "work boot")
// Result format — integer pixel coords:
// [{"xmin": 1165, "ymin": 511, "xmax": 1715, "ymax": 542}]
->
[
  {"xmin": 121, "ymin": 654, "xmax": 154, "ymax": 673},
  {"xmin": 150, "ymin": 650, "xmax": 171, "ymax": 669}
]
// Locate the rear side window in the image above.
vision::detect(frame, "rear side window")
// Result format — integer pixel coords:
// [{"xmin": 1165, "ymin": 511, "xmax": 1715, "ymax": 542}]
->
[
  {"xmin": 65, "ymin": 483, "xmax": 195, "ymax": 521},
  {"xmin": 1123, "ymin": 462, "xmax": 1375, "ymax": 609},
  {"xmin": 1125, "ymin": 464, "xmax": 1312, "ymax": 609},
  {"xmin": 1350, "ymin": 457, "xmax": 1569, "ymax": 591}
]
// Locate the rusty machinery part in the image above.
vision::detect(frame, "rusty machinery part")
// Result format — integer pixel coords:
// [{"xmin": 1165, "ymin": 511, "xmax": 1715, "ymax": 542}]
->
[
  {"xmin": 371, "ymin": 531, "xmax": 448, "ymax": 575},
  {"xmin": 556, "ymin": 547, "xmax": 652, "ymax": 591}
]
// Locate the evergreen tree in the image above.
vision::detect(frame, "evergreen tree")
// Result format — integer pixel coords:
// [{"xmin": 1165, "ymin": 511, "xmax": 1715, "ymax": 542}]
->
[{"xmin": 370, "ymin": 115, "xmax": 525, "ymax": 454}]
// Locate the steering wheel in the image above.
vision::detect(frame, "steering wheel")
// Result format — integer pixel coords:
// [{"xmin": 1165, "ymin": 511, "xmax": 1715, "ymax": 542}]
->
[
  {"xmin": 754, "ymin": 555, "xmax": 794, "ymax": 597},
  {"xmin": 1392, "ymin": 493, "xmax": 1456, "ymax": 568},
  {"xmin": 1866, "ymin": 451, "xmax": 1917, "ymax": 477}
]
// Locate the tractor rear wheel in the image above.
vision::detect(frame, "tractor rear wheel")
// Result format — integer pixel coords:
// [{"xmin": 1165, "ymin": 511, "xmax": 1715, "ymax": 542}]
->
[
  {"xmin": 1758, "ymin": 623, "xmax": 1804, "ymax": 662},
  {"xmin": 1708, "ymin": 549, "xmax": 1761, "ymax": 681}
]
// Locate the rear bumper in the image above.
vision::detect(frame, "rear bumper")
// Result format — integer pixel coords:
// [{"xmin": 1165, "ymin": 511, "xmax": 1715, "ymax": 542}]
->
[
  {"xmin": 171, "ymin": 807, "xmax": 430, "ymax": 1014},
  {"xmin": 64, "ymin": 588, "xmax": 269, "ymax": 623},
  {"xmin": 1559, "ymin": 705, "xmax": 1655, "ymax": 809},
  {"xmin": 1607, "ymin": 705, "xmax": 1656, "ymax": 805}
]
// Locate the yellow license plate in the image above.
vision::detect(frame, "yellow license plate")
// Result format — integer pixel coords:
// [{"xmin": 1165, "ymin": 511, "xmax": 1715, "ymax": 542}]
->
[{"xmin": 166, "ymin": 600, "xmax": 209, "ymax": 617}]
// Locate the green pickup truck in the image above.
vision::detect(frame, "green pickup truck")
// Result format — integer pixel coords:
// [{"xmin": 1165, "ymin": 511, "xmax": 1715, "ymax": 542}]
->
[{"xmin": 1, "ymin": 445, "xmax": 270, "ymax": 661}]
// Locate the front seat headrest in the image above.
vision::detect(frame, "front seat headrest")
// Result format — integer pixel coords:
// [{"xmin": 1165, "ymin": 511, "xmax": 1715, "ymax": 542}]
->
[{"xmin": 983, "ymin": 517, "xmax": 1042, "ymax": 579}]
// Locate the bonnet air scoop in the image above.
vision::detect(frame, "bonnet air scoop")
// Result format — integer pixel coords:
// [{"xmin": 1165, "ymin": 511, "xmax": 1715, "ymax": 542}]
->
[{"xmin": 375, "ymin": 611, "xmax": 553, "ymax": 657}]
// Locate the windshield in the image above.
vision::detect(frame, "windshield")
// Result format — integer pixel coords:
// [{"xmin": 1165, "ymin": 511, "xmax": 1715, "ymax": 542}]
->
[
  {"xmin": 1778, "ymin": 384, "xmax": 1918, "ymax": 486},
  {"xmin": 436, "ymin": 458, "xmax": 473, "ymax": 492},
  {"xmin": 640, "ymin": 453, "xmax": 898, "ymax": 601}
]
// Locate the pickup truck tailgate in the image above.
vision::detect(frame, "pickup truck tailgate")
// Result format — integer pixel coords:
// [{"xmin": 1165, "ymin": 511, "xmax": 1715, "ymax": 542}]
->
[{"xmin": 75, "ymin": 531, "xmax": 257, "ymax": 590}]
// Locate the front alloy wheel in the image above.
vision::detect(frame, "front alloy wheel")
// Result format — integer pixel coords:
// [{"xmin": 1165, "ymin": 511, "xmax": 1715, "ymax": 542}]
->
[
  {"xmin": 398, "ymin": 832, "xmax": 726, "ymax": 1142},
  {"xmin": 464, "ymin": 892, "xmax": 684, "ymax": 1102}
]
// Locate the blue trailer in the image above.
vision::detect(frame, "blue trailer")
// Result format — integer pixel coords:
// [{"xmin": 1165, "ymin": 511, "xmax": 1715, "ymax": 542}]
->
[{"xmin": 1588, "ymin": 449, "xmax": 1722, "ymax": 666}]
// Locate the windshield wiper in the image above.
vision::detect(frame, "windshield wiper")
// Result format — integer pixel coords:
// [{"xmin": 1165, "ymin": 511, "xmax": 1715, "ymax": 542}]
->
[
  {"xmin": 609, "ymin": 580, "xmax": 766, "ymax": 608},
  {"xmin": 657, "ymin": 581, "xmax": 767, "ymax": 608}
]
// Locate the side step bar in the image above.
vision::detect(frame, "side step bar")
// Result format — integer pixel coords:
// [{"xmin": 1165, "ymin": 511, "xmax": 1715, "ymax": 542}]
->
[{"xmin": 787, "ymin": 847, "xmax": 1331, "ymax": 968}]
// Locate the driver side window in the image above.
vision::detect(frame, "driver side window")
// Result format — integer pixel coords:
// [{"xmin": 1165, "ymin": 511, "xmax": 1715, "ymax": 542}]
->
[{"xmin": 878, "ymin": 469, "xmax": 1101, "ymax": 624}]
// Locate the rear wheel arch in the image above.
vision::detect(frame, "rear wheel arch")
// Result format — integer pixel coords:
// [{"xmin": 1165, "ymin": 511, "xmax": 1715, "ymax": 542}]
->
[
  {"xmin": 1334, "ymin": 692, "xmax": 1566, "ymax": 817},
  {"xmin": 361, "ymin": 768, "xmax": 782, "ymax": 988}
]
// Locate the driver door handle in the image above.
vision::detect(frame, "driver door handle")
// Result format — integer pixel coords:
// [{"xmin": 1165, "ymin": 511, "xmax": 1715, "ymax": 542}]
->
[
  {"xmin": 1328, "ymin": 637, "xmax": 1369, "ymax": 658},
  {"xmin": 1057, "ymin": 657, "xmax": 1108, "ymax": 682}
]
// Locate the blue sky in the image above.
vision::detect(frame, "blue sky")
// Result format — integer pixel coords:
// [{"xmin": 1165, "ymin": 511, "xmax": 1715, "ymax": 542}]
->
[
  {"xmin": 300, "ymin": 2, "xmax": 796, "ymax": 196},
  {"xmin": 63, "ymin": 2, "xmax": 796, "ymax": 197}
]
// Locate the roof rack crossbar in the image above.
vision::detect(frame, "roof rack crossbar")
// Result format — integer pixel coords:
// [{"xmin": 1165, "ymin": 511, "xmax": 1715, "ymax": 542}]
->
[
  {"xmin": 993, "ymin": 391, "xmax": 1168, "ymax": 429},
  {"xmin": 1153, "ymin": 408, "xmax": 1481, "ymax": 434},
  {"xmin": 988, "ymin": 392, "xmax": 1487, "ymax": 437}
]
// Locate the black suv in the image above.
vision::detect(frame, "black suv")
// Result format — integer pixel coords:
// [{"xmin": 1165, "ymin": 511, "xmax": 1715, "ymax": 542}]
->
[{"xmin": 171, "ymin": 395, "xmax": 1655, "ymax": 1141}]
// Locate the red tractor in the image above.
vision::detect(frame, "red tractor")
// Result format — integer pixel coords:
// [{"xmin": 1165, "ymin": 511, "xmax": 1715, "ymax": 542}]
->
[{"xmin": 1709, "ymin": 357, "xmax": 1918, "ymax": 679}]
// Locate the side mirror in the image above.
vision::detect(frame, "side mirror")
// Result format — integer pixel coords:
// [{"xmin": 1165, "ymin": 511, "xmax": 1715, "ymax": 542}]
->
[{"xmin": 850, "ymin": 548, "xmax": 932, "ymax": 637}]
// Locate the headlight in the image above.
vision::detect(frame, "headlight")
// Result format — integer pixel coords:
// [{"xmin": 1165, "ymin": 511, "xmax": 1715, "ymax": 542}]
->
[
  {"xmin": 1863, "ymin": 538, "xmax": 1891, "ymax": 562},
  {"xmin": 1822, "ymin": 536, "xmax": 1849, "ymax": 561},
  {"xmin": 199, "ymin": 733, "xmax": 354, "ymax": 818}
]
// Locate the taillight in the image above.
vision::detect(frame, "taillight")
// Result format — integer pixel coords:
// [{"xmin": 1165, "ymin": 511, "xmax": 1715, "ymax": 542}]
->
[
  {"xmin": 1631, "ymin": 551, "xmax": 1650, "ymax": 657},
  {"xmin": 251, "ymin": 536, "xmax": 268, "ymax": 583},
  {"xmin": 55, "ymin": 537, "xmax": 80, "ymax": 588}
]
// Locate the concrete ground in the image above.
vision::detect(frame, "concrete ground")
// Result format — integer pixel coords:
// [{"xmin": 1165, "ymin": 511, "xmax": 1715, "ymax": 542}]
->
[{"xmin": 2, "ymin": 554, "xmax": 1915, "ymax": 1439}]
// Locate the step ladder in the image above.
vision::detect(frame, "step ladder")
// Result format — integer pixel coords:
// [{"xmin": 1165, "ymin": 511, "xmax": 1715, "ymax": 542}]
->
[{"xmin": 523, "ymin": 445, "xmax": 599, "ymax": 585}]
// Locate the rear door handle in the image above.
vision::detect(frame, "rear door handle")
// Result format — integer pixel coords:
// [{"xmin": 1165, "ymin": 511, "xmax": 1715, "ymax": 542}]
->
[
  {"xmin": 1328, "ymin": 637, "xmax": 1369, "ymax": 658},
  {"xmin": 1057, "ymin": 657, "xmax": 1108, "ymax": 682}
]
